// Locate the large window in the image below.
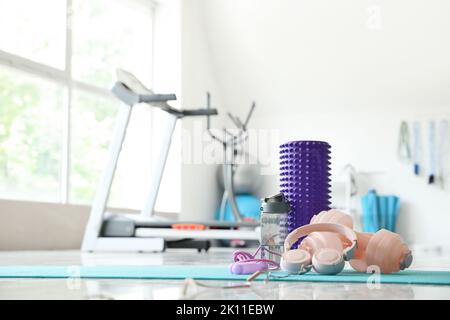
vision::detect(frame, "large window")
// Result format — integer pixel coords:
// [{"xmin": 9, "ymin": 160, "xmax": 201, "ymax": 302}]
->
[{"xmin": 0, "ymin": 0, "xmax": 180, "ymax": 213}]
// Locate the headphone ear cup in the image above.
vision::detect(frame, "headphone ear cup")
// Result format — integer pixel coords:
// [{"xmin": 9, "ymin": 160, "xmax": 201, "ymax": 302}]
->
[
  {"xmin": 312, "ymin": 248, "xmax": 345, "ymax": 275},
  {"xmin": 281, "ymin": 249, "xmax": 312, "ymax": 274}
]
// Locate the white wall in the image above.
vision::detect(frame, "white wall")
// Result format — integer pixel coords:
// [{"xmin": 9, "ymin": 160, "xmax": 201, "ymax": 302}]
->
[
  {"xmin": 179, "ymin": 0, "xmax": 225, "ymax": 221},
  {"xmin": 192, "ymin": 0, "xmax": 450, "ymax": 246}
]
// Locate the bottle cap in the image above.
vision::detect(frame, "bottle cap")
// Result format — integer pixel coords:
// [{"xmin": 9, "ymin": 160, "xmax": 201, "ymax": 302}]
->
[{"xmin": 261, "ymin": 193, "xmax": 290, "ymax": 213}]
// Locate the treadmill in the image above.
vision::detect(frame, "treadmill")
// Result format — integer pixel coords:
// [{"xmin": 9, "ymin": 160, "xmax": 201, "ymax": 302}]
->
[{"xmin": 81, "ymin": 70, "xmax": 259, "ymax": 252}]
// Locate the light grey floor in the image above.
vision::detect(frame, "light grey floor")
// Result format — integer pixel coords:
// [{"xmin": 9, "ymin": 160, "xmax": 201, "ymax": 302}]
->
[{"xmin": 0, "ymin": 248, "xmax": 449, "ymax": 300}]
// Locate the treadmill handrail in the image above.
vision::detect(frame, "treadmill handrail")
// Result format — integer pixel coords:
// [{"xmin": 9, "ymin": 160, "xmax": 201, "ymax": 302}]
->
[
  {"xmin": 112, "ymin": 82, "xmax": 218, "ymax": 118},
  {"xmin": 112, "ymin": 82, "xmax": 177, "ymax": 105}
]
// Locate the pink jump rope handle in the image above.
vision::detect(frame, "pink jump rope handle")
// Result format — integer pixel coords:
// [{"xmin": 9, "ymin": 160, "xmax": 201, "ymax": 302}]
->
[
  {"xmin": 229, "ymin": 260, "xmax": 269, "ymax": 275},
  {"xmin": 229, "ymin": 248, "xmax": 280, "ymax": 275}
]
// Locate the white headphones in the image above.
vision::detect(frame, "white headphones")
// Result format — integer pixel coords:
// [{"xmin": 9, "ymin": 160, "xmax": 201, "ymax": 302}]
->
[{"xmin": 281, "ymin": 223, "xmax": 358, "ymax": 275}]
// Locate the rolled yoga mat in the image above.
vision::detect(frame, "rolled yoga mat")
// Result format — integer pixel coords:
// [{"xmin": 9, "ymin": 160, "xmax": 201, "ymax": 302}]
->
[
  {"xmin": 0, "ymin": 265, "xmax": 450, "ymax": 285},
  {"xmin": 280, "ymin": 141, "xmax": 332, "ymax": 236}
]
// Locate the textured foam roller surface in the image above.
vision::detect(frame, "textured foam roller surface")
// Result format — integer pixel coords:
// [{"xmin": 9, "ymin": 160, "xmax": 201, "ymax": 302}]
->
[{"xmin": 279, "ymin": 141, "xmax": 331, "ymax": 240}]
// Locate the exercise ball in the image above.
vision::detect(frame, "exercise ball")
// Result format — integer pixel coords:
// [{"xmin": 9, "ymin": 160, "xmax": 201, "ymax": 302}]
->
[{"xmin": 215, "ymin": 194, "xmax": 260, "ymax": 222}]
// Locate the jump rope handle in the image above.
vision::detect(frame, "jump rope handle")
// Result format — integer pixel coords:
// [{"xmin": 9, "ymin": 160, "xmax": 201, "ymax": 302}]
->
[{"xmin": 230, "ymin": 247, "xmax": 281, "ymax": 275}]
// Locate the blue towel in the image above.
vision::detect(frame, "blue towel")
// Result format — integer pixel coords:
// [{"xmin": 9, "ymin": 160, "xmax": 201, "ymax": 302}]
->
[
  {"xmin": 0, "ymin": 265, "xmax": 449, "ymax": 285},
  {"xmin": 387, "ymin": 196, "xmax": 400, "ymax": 232},
  {"xmin": 362, "ymin": 190, "xmax": 400, "ymax": 232}
]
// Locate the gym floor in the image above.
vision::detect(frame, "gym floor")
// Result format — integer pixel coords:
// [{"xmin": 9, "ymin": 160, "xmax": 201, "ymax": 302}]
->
[{"xmin": 0, "ymin": 248, "xmax": 449, "ymax": 300}]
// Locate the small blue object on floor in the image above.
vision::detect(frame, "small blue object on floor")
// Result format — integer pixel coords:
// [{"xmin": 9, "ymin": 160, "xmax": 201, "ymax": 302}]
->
[{"xmin": 0, "ymin": 265, "xmax": 450, "ymax": 285}]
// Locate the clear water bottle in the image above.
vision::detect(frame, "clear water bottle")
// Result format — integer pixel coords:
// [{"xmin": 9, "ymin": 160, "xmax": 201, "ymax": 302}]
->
[{"xmin": 260, "ymin": 193, "xmax": 290, "ymax": 263}]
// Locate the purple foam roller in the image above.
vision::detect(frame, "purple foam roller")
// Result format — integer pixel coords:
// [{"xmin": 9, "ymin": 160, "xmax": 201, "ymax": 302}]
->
[{"xmin": 279, "ymin": 141, "xmax": 331, "ymax": 237}]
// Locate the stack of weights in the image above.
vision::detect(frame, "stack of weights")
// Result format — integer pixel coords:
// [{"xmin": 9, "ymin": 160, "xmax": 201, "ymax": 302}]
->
[{"xmin": 279, "ymin": 141, "xmax": 332, "ymax": 244}]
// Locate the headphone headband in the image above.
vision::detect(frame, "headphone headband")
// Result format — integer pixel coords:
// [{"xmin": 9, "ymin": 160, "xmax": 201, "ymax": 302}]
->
[{"xmin": 284, "ymin": 223, "xmax": 358, "ymax": 260}]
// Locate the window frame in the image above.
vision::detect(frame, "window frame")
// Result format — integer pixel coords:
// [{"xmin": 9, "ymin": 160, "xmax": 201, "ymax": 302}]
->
[{"xmin": 0, "ymin": 0, "xmax": 157, "ymax": 204}]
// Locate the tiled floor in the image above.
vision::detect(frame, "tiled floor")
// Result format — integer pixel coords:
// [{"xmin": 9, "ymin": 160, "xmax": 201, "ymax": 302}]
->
[{"xmin": 0, "ymin": 249, "xmax": 449, "ymax": 300}]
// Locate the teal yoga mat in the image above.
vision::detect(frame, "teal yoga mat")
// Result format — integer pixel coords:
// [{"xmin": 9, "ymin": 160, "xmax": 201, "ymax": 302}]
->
[{"xmin": 0, "ymin": 265, "xmax": 450, "ymax": 285}]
